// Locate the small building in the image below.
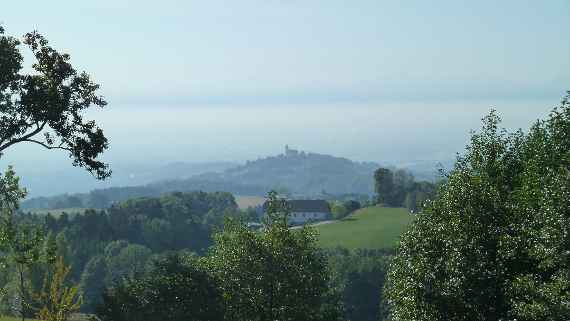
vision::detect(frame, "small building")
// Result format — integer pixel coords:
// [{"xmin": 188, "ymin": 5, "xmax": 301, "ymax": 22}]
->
[{"xmin": 263, "ymin": 199, "xmax": 331, "ymax": 225}]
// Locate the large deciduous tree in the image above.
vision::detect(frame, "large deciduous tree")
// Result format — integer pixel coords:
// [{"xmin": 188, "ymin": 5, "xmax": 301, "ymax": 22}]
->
[
  {"xmin": 0, "ymin": 26, "xmax": 110, "ymax": 179},
  {"xmin": 0, "ymin": 25, "xmax": 110, "ymax": 320},
  {"xmin": 374, "ymin": 168, "xmax": 394, "ymax": 205},
  {"xmin": 386, "ymin": 92, "xmax": 570, "ymax": 321},
  {"xmin": 205, "ymin": 191, "xmax": 342, "ymax": 321}
]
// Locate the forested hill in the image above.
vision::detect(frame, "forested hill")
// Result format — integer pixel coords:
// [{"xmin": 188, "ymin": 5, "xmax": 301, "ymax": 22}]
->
[
  {"xmin": 197, "ymin": 146, "xmax": 379, "ymax": 196},
  {"xmin": 21, "ymin": 179, "xmax": 268, "ymax": 210},
  {"xmin": 22, "ymin": 147, "xmax": 379, "ymax": 210}
]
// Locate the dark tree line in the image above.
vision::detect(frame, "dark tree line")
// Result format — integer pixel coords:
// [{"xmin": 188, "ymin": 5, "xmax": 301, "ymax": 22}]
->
[
  {"xmin": 22, "ymin": 180, "xmax": 270, "ymax": 210},
  {"xmin": 373, "ymin": 167, "xmax": 438, "ymax": 212},
  {"xmin": 96, "ymin": 254, "xmax": 224, "ymax": 321},
  {"xmin": 96, "ymin": 192, "xmax": 345, "ymax": 321},
  {"xmin": 0, "ymin": 191, "xmax": 240, "ymax": 314},
  {"xmin": 326, "ymin": 248, "xmax": 393, "ymax": 321},
  {"xmin": 5, "ymin": 191, "xmax": 397, "ymax": 321}
]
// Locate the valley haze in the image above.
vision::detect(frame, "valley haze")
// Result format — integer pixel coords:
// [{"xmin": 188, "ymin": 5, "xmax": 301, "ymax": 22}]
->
[{"xmin": 0, "ymin": 99, "xmax": 557, "ymax": 197}]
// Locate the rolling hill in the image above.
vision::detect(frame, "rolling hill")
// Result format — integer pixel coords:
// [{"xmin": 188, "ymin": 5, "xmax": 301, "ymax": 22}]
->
[
  {"xmin": 315, "ymin": 207, "xmax": 414, "ymax": 250},
  {"xmin": 22, "ymin": 147, "xmax": 381, "ymax": 210},
  {"xmin": 197, "ymin": 146, "xmax": 380, "ymax": 196},
  {"xmin": 21, "ymin": 146, "xmax": 443, "ymax": 211}
]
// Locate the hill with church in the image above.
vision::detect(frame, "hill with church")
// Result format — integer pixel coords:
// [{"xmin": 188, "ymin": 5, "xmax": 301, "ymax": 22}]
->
[
  {"xmin": 22, "ymin": 147, "xmax": 380, "ymax": 210},
  {"xmin": 196, "ymin": 146, "xmax": 379, "ymax": 196}
]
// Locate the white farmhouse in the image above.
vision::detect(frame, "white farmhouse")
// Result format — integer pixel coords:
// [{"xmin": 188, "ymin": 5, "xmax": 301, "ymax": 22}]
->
[{"xmin": 263, "ymin": 199, "xmax": 331, "ymax": 225}]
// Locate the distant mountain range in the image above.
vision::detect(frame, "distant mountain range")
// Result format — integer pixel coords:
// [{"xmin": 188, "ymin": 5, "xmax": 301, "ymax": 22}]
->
[{"xmin": 21, "ymin": 147, "xmax": 445, "ymax": 210}]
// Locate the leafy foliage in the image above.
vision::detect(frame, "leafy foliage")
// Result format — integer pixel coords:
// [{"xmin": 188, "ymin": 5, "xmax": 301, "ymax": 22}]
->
[
  {"xmin": 96, "ymin": 254, "xmax": 223, "ymax": 321},
  {"xmin": 374, "ymin": 168, "xmax": 394, "ymax": 205},
  {"xmin": 0, "ymin": 25, "xmax": 108, "ymax": 320},
  {"xmin": 0, "ymin": 28, "xmax": 109, "ymax": 179},
  {"xmin": 0, "ymin": 191, "xmax": 238, "ymax": 313},
  {"xmin": 36, "ymin": 257, "xmax": 82, "ymax": 321},
  {"xmin": 205, "ymin": 191, "xmax": 342, "ymax": 321},
  {"xmin": 330, "ymin": 200, "xmax": 360, "ymax": 220},
  {"xmin": 373, "ymin": 168, "xmax": 437, "ymax": 212},
  {"xmin": 78, "ymin": 256, "xmax": 106, "ymax": 313},
  {"xmin": 0, "ymin": 167, "xmax": 50, "ymax": 320},
  {"xmin": 387, "ymin": 93, "xmax": 570, "ymax": 321},
  {"xmin": 327, "ymin": 248, "xmax": 393, "ymax": 321}
]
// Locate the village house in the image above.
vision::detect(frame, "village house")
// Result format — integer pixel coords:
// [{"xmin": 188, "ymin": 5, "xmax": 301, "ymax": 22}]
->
[{"xmin": 261, "ymin": 199, "xmax": 331, "ymax": 225}]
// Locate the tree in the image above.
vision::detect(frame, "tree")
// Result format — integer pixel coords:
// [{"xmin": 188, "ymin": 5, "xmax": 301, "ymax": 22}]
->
[
  {"xmin": 79, "ymin": 256, "xmax": 107, "ymax": 313},
  {"xmin": 343, "ymin": 200, "xmax": 361, "ymax": 214},
  {"xmin": 330, "ymin": 199, "xmax": 361, "ymax": 220},
  {"xmin": 386, "ymin": 92, "xmax": 570, "ymax": 321},
  {"xmin": 0, "ymin": 168, "xmax": 27, "ymax": 259},
  {"xmin": 0, "ymin": 26, "xmax": 110, "ymax": 179},
  {"xmin": 331, "ymin": 202, "xmax": 348, "ymax": 220},
  {"xmin": 0, "ymin": 167, "xmax": 49, "ymax": 321},
  {"xmin": 8, "ymin": 224, "xmax": 45, "ymax": 321},
  {"xmin": 391, "ymin": 169, "xmax": 414, "ymax": 205},
  {"xmin": 205, "ymin": 191, "xmax": 342, "ymax": 321},
  {"xmin": 0, "ymin": 25, "xmax": 109, "ymax": 320},
  {"xmin": 105, "ymin": 243, "xmax": 151, "ymax": 285},
  {"xmin": 96, "ymin": 254, "xmax": 223, "ymax": 321},
  {"xmin": 403, "ymin": 192, "xmax": 417, "ymax": 213},
  {"xmin": 35, "ymin": 257, "xmax": 82, "ymax": 321},
  {"xmin": 327, "ymin": 248, "xmax": 392, "ymax": 321},
  {"xmin": 374, "ymin": 168, "xmax": 394, "ymax": 205},
  {"xmin": 374, "ymin": 167, "xmax": 437, "ymax": 211}
]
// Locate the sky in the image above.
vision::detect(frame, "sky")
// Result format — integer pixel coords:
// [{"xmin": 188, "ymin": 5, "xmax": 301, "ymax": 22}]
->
[{"xmin": 1, "ymin": 1, "xmax": 569, "ymax": 181}]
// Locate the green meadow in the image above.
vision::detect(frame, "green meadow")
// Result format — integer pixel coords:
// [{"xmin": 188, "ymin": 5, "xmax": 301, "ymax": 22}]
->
[{"xmin": 316, "ymin": 206, "xmax": 414, "ymax": 250}]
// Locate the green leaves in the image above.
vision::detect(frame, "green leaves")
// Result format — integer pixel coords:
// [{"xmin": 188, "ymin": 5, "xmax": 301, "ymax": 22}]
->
[
  {"xmin": 36, "ymin": 256, "xmax": 83, "ymax": 321},
  {"xmin": 205, "ymin": 191, "xmax": 341, "ymax": 321},
  {"xmin": 386, "ymin": 92, "xmax": 570, "ymax": 321},
  {"xmin": 0, "ymin": 27, "xmax": 110, "ymax": 179},
  {"xmin": 96, "ymin": 254, "xmax": 224, "ymax": 321},
  {"xmin": 264, "ymin": 190, "xmax": 291, "ymax": 227},
  {"xmin": 0, "ymin": 167, "xmax": 27, "ymax": 252}
]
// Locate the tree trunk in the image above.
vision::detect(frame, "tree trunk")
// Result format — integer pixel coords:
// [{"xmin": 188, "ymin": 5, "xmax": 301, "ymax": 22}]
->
[{"xmin": 18, "ymin": 264, "xmax": 25, "ymax": 321}]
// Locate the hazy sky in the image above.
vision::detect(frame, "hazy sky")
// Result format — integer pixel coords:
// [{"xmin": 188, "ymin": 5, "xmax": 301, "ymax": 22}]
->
[{"xmin": 1, "ymin": 1, "xmax": 569, "ymax": 173}]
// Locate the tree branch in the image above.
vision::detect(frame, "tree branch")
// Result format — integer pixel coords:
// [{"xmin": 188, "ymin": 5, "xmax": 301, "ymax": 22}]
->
[
  {"xmin": 0, "ymin": 121, "xmax": 48, "ymax": 152},
  {"xmin": 22, "ymin": 139, "xmax": 71, "ymax": 152}
]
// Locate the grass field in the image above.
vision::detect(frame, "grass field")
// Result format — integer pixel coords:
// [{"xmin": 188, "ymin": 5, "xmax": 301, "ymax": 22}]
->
[
  {"xmin": 235, "ymin": 195, "xmax": 266, "ymax": 210},
  {"xmin": 315, "ymin": 206, "xmax": 414, "ymax": 250}
]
